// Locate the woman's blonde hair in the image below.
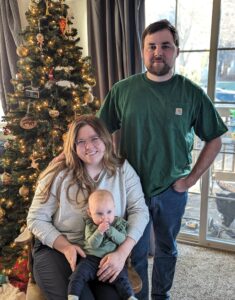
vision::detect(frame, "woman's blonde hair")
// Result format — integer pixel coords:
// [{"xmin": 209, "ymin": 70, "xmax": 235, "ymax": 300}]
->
[{"xmin": 38, "ymin": 115, "xmax": 123, "ymax": 206}]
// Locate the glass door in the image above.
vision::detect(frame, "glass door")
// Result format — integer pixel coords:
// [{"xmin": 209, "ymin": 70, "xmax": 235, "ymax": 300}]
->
[{"xmin": 145, "ymin": 0, "xmax": 235, "ymax": 251}]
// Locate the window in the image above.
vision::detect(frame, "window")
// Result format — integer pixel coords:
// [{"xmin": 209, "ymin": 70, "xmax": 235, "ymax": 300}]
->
[{"xmin": 145, "ymin": 0, "xmax": 235, "ymax": 251}]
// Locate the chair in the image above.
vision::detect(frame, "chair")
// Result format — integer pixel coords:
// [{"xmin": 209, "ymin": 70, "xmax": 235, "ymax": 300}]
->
[
  {"xmin": 14, "ymin": 228, "xmax": 142, "ymax": 299},
  {"xmin": 14, "ymin": 228, "xmax": 45, "ymax": 300}
]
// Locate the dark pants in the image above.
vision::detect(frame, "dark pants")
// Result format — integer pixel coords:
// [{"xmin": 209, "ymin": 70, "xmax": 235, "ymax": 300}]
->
[
  {"xmin": 150, "ymin": 187, "xmax": 187, "ymax": 299},
  {"xmin": 33, "ymin": 240, "xmax": 121, "ymax": 300},
  {"xmin": 131, "ymin": 187, "xmax": 187, "ymax": 300},
  {"xmin": 69, "ymin": 255, "xmax": 134, "ymax": 299},
  {"xmin": 131, "ymin": 221, "xmax": 151, "ymax": 300}
]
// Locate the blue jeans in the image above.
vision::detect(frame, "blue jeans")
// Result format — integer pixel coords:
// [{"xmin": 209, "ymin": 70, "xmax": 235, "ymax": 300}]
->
[
  {"xmin": 131, "ymin": 187, "xmax": 187, "ymax": 300},
  {"xmin": 150, "ymin": 187, "xmax": 188, "ymax": 300},
  {"xmin": 131, "ymin": 221, "xmax": 151, "ymax": 300}
]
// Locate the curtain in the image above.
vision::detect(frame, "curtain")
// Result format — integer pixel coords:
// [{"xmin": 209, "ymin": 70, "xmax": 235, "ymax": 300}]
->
[
  {"xmin": 0, "ymin": 0, "xmax": 21, "ymax": 114},
  {"xmin": 87, "ymin": 0, "xmax": 145, "ymax": 101}
]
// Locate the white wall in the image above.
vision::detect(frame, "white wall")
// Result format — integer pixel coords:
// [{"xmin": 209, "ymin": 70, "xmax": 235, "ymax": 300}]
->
[{"xmin": 17, "ymin": 0, "xmax": 88, "ymax": 55}]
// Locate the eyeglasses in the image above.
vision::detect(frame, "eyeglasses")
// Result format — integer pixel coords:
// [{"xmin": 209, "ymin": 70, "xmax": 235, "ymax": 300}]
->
[
  {"xmin": 146, "ymin": 43, "xmax": 175, "ymax": 53},
  {"xmin": 75, "ymin": 136, "xmax": 102, "ymax": 148}
]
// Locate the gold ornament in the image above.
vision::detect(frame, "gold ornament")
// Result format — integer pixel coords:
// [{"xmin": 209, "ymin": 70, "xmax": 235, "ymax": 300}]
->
[
  {"xmin": 19, "ymin": 100, "xmax": 27, "ymax": 110},
  {"xmin": 16, "ymin": 72, "xmax": 23, "ymax": 80},
  {"xmin": 49, "ymin": 109, "xmax": 60, "ymax": 118},
  {"xmin": 28, "ymin": 155, "xmax": 40, "ymax": 171},
  {"xmin": 59, "ymin": 98, "xmax": 67, "ymax": 106},
  {"xmin": 94, "ymin": 99, "xmax": 101, "ymax": 109},
  {"xmin": 45, "ymin": 56, "xmax": 53, "ymax": 64},
  {"xmin": 6, "ymin": 200, "xmax": 14, "ymax": 208},
  {"xmin": 16, "ymin": 45, "xmax": 29, "ymax": 57},
  {"xmin": 0, "ymin": 172, "xmax": 12, "ymax": 185},
  {"xmin": 57, "ymin": 48, "xmax": 63, "ymax": 55},
  {"xmin": 0, "ymin": 207, "xmax": 5, "ymax": 221},
  {"xmin": 20, "ymin": 115, "xmax": 37, "ymax": 130},
  {"xmin": 19, "ymin": 185, "xmax": 30, "ymax": 197},
  {"xmin": 10, "ymin": 79, "xmax": 17, "ymax": 86},
  {"xmin": 16, "ymin": 83, "xmax": 25, "ymax": 92},
  {"xmin": 84, "ymin": 92, "xmax": 94, "ymax": 104},
  {"xmin": 86, "ymin": 77, "xmax": 96, "ymax": 87}
]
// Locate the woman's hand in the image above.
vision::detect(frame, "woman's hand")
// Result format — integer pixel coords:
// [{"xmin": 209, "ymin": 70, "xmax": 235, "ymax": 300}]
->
[
  {"xmin": 63, "ymin": 244, "xmax": 86, "ymax": 272},
  {"xmin": 53, "ymin": 235, "xmax": 86, "ymax": 272},
  {"xmin": 97, "ymin": 250, "xmax": 126, "ymax": 283}
]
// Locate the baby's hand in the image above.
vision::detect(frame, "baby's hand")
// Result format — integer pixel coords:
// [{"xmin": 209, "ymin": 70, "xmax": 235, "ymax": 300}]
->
[{"xmin": 98, "ymin": 221, "xmax": 110, "ymax": 234}]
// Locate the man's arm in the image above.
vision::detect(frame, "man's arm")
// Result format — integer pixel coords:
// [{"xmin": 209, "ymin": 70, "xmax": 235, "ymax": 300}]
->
[{"xmin": 173, "ymin": 136, "xmax": 222, "ymax": 192}]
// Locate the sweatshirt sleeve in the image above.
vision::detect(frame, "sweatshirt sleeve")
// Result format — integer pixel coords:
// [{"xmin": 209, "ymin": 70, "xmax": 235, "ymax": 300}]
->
[
  {"xmin": 123, "ymin": 160, "xmax": 149, "ymax": 242},
  {"xmin": 85, "ymin": 222, "xmax": 104, "ymax": 249},
  {"xmin": 27, "ymin": 173, "xmax": 63, "ymax": 248}
]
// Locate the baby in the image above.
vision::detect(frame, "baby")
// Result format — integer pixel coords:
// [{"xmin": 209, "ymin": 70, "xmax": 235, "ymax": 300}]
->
[{"xmin": 68, "ymin": 189, "xmax": 137, "ymax": 300}]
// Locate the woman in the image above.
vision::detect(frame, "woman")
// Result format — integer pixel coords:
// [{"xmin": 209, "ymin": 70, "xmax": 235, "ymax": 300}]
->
[{"xmin": 27, "ymin": 115, "xmax": 149, "ymax": 300}]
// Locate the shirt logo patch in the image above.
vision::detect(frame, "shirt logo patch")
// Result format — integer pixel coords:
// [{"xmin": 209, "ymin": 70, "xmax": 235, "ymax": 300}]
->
[{"xmin": 175, "ymin": 108, "xmax": 182, "ymax": 115}]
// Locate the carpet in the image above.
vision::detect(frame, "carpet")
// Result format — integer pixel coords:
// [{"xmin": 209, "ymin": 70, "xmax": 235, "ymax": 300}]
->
[
  {"xmin": 148, "ymin": 243, "xmax": 235, "ymax": 300},
  {"xmin": 0, "ymin": 283, "xmax": 26, "ymax": 300}
]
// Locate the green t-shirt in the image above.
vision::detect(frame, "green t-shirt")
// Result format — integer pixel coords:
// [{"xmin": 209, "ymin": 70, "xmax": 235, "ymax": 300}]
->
[{"xmin": 98, "ymin": 73, "xmax": 228, "ymax": 197}]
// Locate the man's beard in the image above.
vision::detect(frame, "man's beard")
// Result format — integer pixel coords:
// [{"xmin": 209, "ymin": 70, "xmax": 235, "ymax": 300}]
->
[{"xmin": 147, "ymin": 58, "xmax": 172, "ymax": 76}]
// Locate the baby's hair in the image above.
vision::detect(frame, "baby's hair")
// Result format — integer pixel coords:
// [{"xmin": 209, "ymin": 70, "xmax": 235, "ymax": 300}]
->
[{"xmin": 88, "ymin": 189, "xmax": 114, "ymax": 207}]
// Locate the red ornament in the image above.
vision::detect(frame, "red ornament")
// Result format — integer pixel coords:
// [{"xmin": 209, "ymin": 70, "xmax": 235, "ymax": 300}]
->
[
  {"xmin": 59, "ymin": 17, "xmax": 67, "ymax": 34},
  {"xmin": 3, "ymin": 127, "xmax": 11, "ymax": 135},
  {"xmin": 10, "ymin": 257, "xmax": 29, "ymax": 292},
  {"xmin": 49, "ymin": 67, "xmax": 54, "ymax": 81}
]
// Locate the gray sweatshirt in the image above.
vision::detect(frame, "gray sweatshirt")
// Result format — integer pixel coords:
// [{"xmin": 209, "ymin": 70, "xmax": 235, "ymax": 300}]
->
[{"xmin": 27, "ymin": 160, "xmax": 149, "ymax": 248}]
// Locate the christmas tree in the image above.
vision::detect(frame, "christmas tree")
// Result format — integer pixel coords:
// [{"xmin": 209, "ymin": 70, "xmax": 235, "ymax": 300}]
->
[{"xmin": 0, "ymin": 0, "xmax": 99, "ymax": 282}]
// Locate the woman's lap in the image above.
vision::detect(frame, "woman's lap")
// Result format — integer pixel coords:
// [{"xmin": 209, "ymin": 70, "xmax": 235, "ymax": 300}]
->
[{"xmin": 33, "ymin": 242, "xmax": 120, "ymax": 300}]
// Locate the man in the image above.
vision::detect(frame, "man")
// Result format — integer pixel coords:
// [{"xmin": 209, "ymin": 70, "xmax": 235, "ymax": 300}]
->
[{"xmin": 97, "ymin": 19, "xmax": 227, "ymax": 300}]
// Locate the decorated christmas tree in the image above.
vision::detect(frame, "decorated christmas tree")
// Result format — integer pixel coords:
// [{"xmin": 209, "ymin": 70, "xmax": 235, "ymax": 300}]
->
[{"xmin": 0, "ymin": 0, "xmax": 99, "ymax": 283}]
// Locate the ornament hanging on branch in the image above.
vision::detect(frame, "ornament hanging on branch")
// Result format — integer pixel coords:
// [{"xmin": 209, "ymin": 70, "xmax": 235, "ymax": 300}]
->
[
  {"xmin": 15, "ymin": 72, "xmax": 23, "ymax": 81},
  {"xmin": 49, "ymin": 67, "xmax": 55, "ymax": 81},
  {"xmin": 36, "ymin": 33, "xmax": 44, "ymax": 51},
  {"xmin": 16, "ymin": 45, "xmax": 29, "ymax": 57},
  {"xmin": 0, "ymin": 172, "xmax": 12, "ymax": 185},
  {"xmin": 19, "ymin": 185, "xmax": 30, "ymax": 198},
  {"xmin": 20, "ymin": 115, "xmax": 37, "ymax": 130},
  {"xmin": 3, "ymin": 141, "xmax": 11, "ymax": 149},
  {"xmin": 49, "ymin": 108, "xmax": 60, "ymax": 118},
  {"xmin": 20, "ymin": 102, "xmax": 37, "ymax": 130},
  {"xmin": 0, "ymin": 207, "xmax": 6, "ymax": 222},
  {"xmin": 45, "ymin": 67, "xmax": 56, "ymax": 88},
  {"xmin": 45, "ymin": 0, "xmax": 51, "ymax": 16},
  {"xmin": 3, "ymin": 127, "xmax": 11, "ymax": 136},
  {"xmin": 84, "ymin": 91, "xmax": 94, "ymax": 104},
  {"xmin": 28, "ymin": 154, "xmax": 40, "ymax": 171},
  {"xmin": 59, "ymin": 17, "xmax": 67, "ymax": 35}
]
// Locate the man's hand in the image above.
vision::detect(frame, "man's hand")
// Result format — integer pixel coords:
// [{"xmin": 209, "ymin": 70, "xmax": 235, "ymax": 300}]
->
[{"xmin": 172, "ymin": 177, "xmax": 190, "ymax": 193}]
